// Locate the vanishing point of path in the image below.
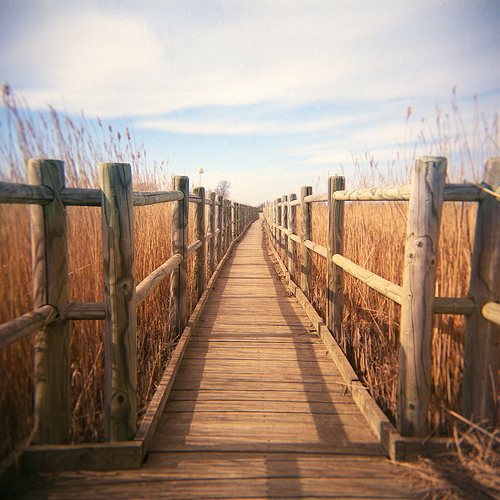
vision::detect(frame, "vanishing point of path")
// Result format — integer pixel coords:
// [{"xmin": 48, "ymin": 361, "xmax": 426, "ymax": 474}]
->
[{"xmin": 15, "ymin": 217, "xmax": 417, "ymax": 499}]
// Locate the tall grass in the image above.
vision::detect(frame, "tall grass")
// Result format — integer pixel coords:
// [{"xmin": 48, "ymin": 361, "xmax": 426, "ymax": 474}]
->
[
  {"xmin": 283, "ymin": 96, "xmax": 499, "ymax": 433},
  {"xmin": 0, "ymin": 85, "xmax": 179, "ymax": 459}
]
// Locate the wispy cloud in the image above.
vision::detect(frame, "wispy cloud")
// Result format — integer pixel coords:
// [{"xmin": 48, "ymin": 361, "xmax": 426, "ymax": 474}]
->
[{"xmin": 3, "ymin": 1, "xmax": 498, "ymax": 117}]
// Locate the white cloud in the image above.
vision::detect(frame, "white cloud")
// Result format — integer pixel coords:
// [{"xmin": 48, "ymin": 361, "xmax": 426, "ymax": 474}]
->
[{"xmin": 3, "ymin": 0, "xmax": 498, "ymax": 118}]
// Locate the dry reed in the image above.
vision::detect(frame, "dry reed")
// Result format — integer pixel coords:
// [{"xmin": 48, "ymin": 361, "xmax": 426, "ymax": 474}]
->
[
  {"xmin": 280, "ymin": 95, "xmax": 499, "ymax": 434},
  {"xmin": 0, "ymin": 86, "xmax": 179, "ymax": 459}
]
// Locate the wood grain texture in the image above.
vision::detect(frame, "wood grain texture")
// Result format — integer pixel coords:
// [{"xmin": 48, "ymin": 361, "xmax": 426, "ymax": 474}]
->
[
  {"xmin": 29, "ymin": 159, "xmax": 70, "ymax": 445},
  {"xmin": 0, "ymin": 179, "xmax": 53, "ymax": 204},
  {"xmin": 0, "ymin": 305, "xmax": 57, "ymax": 349},
  {"xmin": 193, "ymin": 187, "xmax": 206, "ymax": 302},
  {"xmin": 327, "ymin": 176, "xmax": 345, "ymax": 341},
  {"xmin": 397, "ymin": 157, "xmax": 447, "ymax": 437},
  {"xmin": 14, "ymin": 216, "xmax": 416, "ymax": 499},
  {"xmin": 463, "ymin": 157, "xmax": 500, "ymax": 426},
  {"xmin": 169, "ymin": 176, "xmax": 189, "ymax": 338},
  {"xmin": 300, "ymin": 186, "xmax": 312, "ymax": 296},
  {"xmin": 99, "ymin": 162, "xmax": 137, "ymax": 442}
]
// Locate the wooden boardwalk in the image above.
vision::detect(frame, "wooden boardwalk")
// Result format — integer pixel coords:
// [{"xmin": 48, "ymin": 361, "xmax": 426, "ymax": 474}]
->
[{"xmin": 15, "ymin": 218, "xmax": 416, "ymax": 499}]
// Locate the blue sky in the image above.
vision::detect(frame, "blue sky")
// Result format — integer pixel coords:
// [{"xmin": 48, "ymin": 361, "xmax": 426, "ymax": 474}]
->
[{"xmin": 1, "ymin": 0, "xmax": 499, "ymax": 205}]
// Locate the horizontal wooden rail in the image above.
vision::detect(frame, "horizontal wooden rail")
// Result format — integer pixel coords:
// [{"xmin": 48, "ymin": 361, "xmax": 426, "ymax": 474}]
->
[
  {"xmin": 65, "ymin": 302, "xmax": 105, "ymax": 320},
  {"xmin": 60, "ymin": 187, "xmax": 101, "ymax": 205},
  {"xmin": 133, "ymin": 190, "xmax": 183, "ymax": 206},
  {"xmin": 304, "ymin": 239, "xmax": 327, "ymax": 259},
  {"xmin": 296, "ymin": 183, "xmax": 489, "ymax": 205},
  {"xmin": 332, "ymin": 254, "xmax": 475, "ymax": 315},
  {"xmin": 264, "ymin": 155, "xmax": 500, "ymax": 438},
  {"xmin": 136, "ymin": 253, "xmax": 184, "ymax": 306},
  {"xmin": 0, "ymin": 181, "xmax": 54, "ymax": 204},
  {"xmin": 332, "ymin": 254, "xmax": 403, "ymax": 304},
  {"xmin": 0, "ymin": 305, "xmax": 58, "ymax": 349},
  {"xmin": 189, "ymin": 194, "xmax": 202, "ymax": 203},
  {"xmin": 482, "ymin": 302, "xmax": 500, "ymax": 326},
  {"xmin": 0, "ymin": 180, "xmax": 185, "ymax": 207},
  {"xmin": 187, "ymin": 239, "xmax": 203, "ymax": 256},
  {"xmin": 1, "ymin": 158, "xmax": 259, "ymax": 449}
]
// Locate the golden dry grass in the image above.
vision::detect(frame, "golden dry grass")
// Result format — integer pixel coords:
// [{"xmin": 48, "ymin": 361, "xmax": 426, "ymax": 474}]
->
[{"xmin": 0, "ymin": 86, "xmax": 237, "ymax": 460}]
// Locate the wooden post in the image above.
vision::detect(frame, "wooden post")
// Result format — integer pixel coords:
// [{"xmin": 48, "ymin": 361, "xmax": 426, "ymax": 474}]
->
[
  {"xmin": 272, "ymin": 200, "xmax": 276, "ymax": 244},
  {"xmin": 193, "ymin": 187, "xmax": 206, "ymax": 302},
  {"xmin": 277, "ymin": 198, "xmax": 282, "ymax": 256},
  {"xmin": 301, "ymin": 186, "xmax": 313, "ymax": 295},
  {"xmin": 463, "ymin": 157, "xmax": 500, "ymax": 426},
  {"xmin": 274, "ymin": 199, "xmax": 278, "ymax": 247},
  {"xmin": 169, "ymin": 176, "xmax": 189, "ymax": 338},
  {"xmin": 226, "ymin": 200, "xmax": 231, "ymax": 249},
  {"xmin": 397, "ymin": 157, "xmax": 447, "ymax": 437},
  {"xmin": 99, "ymin": 162, "xmax": 137, "ymax": 442},
  {"xmin": 216, "ymin": 194, "xmax": 223, "ymax": 264},
  {"xmin": 288, "ymin": 193, "xmax": 297, "ymax": 280},
  {"xmin": 236, "ymin": 203, "xmax": 241, "ymax": 236},
  {"xmin": 282, "ymin": 195, "xmax": 288, "ymax": 268},
  {"xmin": 231, "ymin": 201, "xmax": 235, "ymax": 241},
  {"xmin": 222, "ymin": 198, "xmax": 228, "ymax": 255},
  {"xmin": 208, "ymin": 191, "xmax": 216, "ymax": 274},
  {"xmin": 29, "ymin": 159, "xmax": 70, "ymax": 445},
  {"xmin": 327, "ymin": 176, "xmax": 345, "ymax": 342}
]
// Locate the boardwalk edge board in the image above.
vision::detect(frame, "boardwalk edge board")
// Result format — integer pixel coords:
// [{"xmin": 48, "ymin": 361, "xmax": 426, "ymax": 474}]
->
[
  {"xmin": 0, "ymin": 221, "xmax": 256, "ymax": 482},
  {"xmin": 264, "ymin": 222, "xmax": 452, "ymax": 462}
]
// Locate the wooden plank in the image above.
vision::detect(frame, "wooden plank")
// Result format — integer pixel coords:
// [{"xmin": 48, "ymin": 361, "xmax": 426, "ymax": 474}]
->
[
  {"xmin": 168, "ymin": 389, "xmax": 348, "ymax": 402},
  {"xmin": 163, "ymin": 399, "xmax": 362, "ymax": 414},
  {"xmin": 134, "ymin": 218, "xmax": 247, "ymax": 458},
  {"xmin": 182, "ymin": 348, "xmax": 337, "ymax": 361},
  {"xmin": 185, "ymin": 340, "xmax": 326, "ymax": 349},
  {"xmin": 21, "ymin": 442, "xmax": 142, "ymax": 472},
  {"xmin": 15, "ymin": 474, "xmax": 414, "ymax": 499},
  {"xmin": 170, "ymin": 379, "xmax": 345, "ymax": 392}
]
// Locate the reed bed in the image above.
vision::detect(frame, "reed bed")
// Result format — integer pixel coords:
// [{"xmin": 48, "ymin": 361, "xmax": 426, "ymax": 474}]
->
[
  {"xmin": 1, "ymin": 82, "xmax": 498, "ymax": 484},
  {"xmin": 0, "ymin": 87, "xmax": 181, "ymax": 460},
  {"xmin": 281, "ymin": 98, "xmax": 499, "ymax": 433},
  {"xmin": 299, "ymin": 201, "xmax": 477, "ymax": 433}
]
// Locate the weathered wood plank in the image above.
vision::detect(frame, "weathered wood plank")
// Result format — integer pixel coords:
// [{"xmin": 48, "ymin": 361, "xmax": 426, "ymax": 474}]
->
[
  {"xmin": 168, "ymin": 389, "xmax": 348, "ymax": 402},
  {"xmin": 13, "ymin": 215, "xmax": 416, "ymax": 499},
  {"xmin": 22, "ymin": 442, "xmax": 142, "ymax": 472}
]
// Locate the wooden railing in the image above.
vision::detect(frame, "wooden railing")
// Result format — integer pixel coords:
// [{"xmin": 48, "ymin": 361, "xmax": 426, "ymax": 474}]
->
[
  {"xmin": 264, "ymin": 156, "xmax": 500, "ymax": 437},
  {"xmin": 0, "ymin": 159, "xmax": 258, "ymax": 444}
]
